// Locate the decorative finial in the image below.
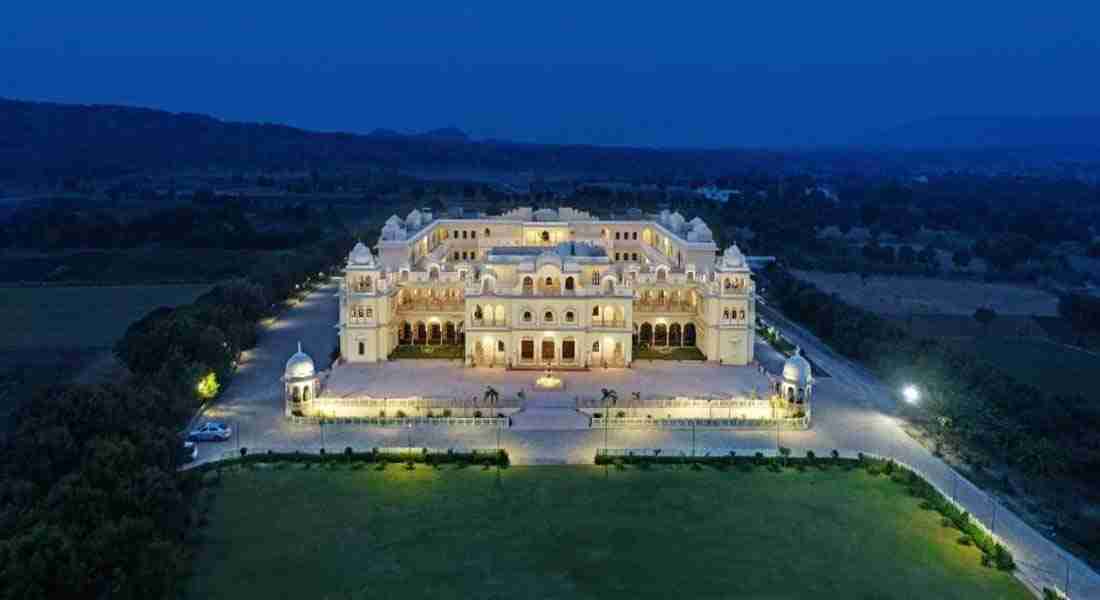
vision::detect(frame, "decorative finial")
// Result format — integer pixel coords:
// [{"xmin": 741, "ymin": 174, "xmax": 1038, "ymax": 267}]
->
[{"xmin": 298, "ymin": 341, "xmax": 302, "ymax": 353}]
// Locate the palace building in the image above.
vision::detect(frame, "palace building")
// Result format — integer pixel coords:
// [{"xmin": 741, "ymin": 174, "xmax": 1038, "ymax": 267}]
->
[{"xmin": 337, "ymin": 206, "xmax": 755, "ymax": 368}]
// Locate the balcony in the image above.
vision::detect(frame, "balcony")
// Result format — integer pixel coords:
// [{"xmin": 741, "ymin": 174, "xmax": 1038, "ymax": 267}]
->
[
  {"xmin": 634, "ymin": 301, "xmax": 697, "ymax": 314},
  {"xmin": 397, "ymin": 299, "xmax": 465, "ymax": 313}
]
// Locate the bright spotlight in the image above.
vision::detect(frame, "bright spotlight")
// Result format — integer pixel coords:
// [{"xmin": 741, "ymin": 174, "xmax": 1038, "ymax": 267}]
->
[{"xmin": 902, "ymin": 385, "xmax": 920, "ymax": 404}]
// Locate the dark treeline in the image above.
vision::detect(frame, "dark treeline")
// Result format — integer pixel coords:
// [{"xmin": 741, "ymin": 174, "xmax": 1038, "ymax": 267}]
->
[
  {"xmin": 704, "ymin": 174, "xmax": 1099, "ymax": 280},
  {"xmin": 763, "ymin": 264, "xmax": 1100, "ymax": 547},
  {"xmin": 0, "ymin": 199, "xmax": 337, "ymax": 251},
  {"xmin": 0, "ymin": 233, "xmax": 350, "ymax": 598}
]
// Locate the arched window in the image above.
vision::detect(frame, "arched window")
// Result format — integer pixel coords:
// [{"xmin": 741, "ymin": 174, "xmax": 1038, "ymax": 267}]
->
[
  {"xmin": 723, "ymin": 309, "xmax": 731, "ymax": 320},
  {"xmin": 365, "ymin": 308, "xmax": 373, "ymax": 319},
  {"xmin": 592, "ymin": 306, "xmax": 600, "ymax": 317},
  {"xmin": 462, "ymin": 231, "xmax": 468, "ymax": 239},
  {"xmin": 453, "ymin": 251, "xmax": 460, "ymax": 260},
  {"xmin": 640, "ymin": 322, "xmax": 653, "ymax": 345},
  {"xmin": 632, "ymin": 253, "xmax": 638, "ymax": 261},
  {"xmin": 497, "ymin": 340, "xmax": 505, "ymax": 352},
  {"xmin": 592, "ymin": 341, "xmax": 600, "ymax": 352},
  {"xmin": 657, "ymin": 268, "xmax": 667, "ymax": 282},
  {"xmin": 654, "ymin": 323, "xmax": 668, "ymax": 346},
  {"xmin": 358, "ymin": 341, "xmax": 365, "ymax": 355},
  {"xmin": 632, "ymin": 232, "xmax": 638, "ymax": 240},
  {"xmin": 471, "ymin": 230, "xmax": 477, "ymax": 239},
  {"xmin": 541, "ymin": 230, "xmax": 550, "ymax": 242},
  {"xmin": 615, "ymin": 232, "xmax": 621, "ymax": 240},
  {"xmin": 683, "ymin": 323, "xmax": 697, "ymax": 346},
  {"xmin": 591, "ymin": 271, "xmax": 600, "ymax": 286},
  {"xmin": 565, "ymin": 311, "xmax": 575, "ymax": 323},
  {"xmin": 544, "ymin": 310, "xmax": 554, "ymax": 322},
  {"xmin": 484, "ymin": 228, "xmax": 491, "ymax": 237},
  {"xmin": 565, "ymin": 276, "xmax": 575, "ymax": 291},
  {"xmin": 302, "ymin": 386, "xmax": 311, "ymax": 402},
  {"xmin": 669, "ymin": 323, "xmax": 682, "ymax": 346},
  {"xmin": 545, "ymin": 276, "xmax": 554, "ymax": 287},
  {"xmin": 522, "ymin": 276, "xmax": 534, "ymax": 295},
  {"xmin": 473, "ymin": 305, "xmax": 483, "ymax": 320},
  {"xmin": 292, "ymin": 386, "xmax": 301, "ymax": 402},
  {"xmin": 523, "ymin": 311, "xmax": 533, "ymax": 322}
]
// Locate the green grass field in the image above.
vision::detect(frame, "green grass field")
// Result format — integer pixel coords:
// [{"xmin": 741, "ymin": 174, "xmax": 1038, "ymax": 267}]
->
[
  {"xmin": 187, "ymin": 465, "xmax": 1029, "ymax": 600},
  {"xmin": 0, "ymin": 284, "xmax": 210, "ymax": 349},
  {"xmin": 947, "ymin": 337, "xmax": 1100, "ymax": 402}
]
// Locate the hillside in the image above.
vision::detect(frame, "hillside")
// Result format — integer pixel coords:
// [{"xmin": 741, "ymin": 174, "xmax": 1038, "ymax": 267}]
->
[
  {"xmin": 0, "ymin": 98, "xmax": 779, "ymax": 182},
  {"xmin": 858, "ymin": 115, "xmax": 1100, "ymax": 150},
  {"xmin": 3, "ymin": 98, "xmax": 1100, "ymax": 183}
]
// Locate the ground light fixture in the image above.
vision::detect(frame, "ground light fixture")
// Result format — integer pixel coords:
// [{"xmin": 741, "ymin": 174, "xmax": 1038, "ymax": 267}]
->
[{"xmin": 902, "ymin": 384, "xmax": 921, "ymax": 404}]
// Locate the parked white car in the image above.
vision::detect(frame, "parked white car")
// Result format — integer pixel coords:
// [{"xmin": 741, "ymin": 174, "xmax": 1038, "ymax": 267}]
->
[
  {"xmin": 182, "ymin": 441, "xmax": 199, "ymax": 462},
  {"xmin": 187, "ymin": 421, "xmax": 232, "ymax": 442}
]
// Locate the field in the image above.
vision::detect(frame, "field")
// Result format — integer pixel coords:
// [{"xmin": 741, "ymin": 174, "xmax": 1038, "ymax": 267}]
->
[
  {"xmin": 946, "ymin": 337, "xmax": 1100, "ymax": 402},
  {"xmin": 0, "ymin": 284, "xmax": 209, "ymax": 423},
  {"xmin": 0, "ymin": 248, "xmax": 266, "ymax": 284},
  {"xmin": 0, "ymin": 284, "xmax": 210, "ymax": 349},
  {"xmin": 792, "ymin": 270, "xmax": 1059, "ymax": 316},
  {"xmin": 187, "ymin": 465, "xmax": 1029, "ymax": 600}
]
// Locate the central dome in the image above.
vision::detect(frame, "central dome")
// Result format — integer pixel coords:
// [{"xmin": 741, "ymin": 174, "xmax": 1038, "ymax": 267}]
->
[
  {"xmin": 782, "ymin": 348, "xmax": 812, "ymax": 386},
  {"xmin": 285, "ymin": 342, "xmax": 316, "ymax": 380}
]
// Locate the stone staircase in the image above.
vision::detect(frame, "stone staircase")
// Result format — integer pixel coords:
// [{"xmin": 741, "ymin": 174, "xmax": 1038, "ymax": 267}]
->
[{"xmin": 510, "ymin": 390, "xmax": 590, "ymax": 430}]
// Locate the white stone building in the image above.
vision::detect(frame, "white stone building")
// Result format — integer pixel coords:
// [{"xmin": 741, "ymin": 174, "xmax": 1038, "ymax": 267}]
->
[{"xmin": 337, "ymin": 206, "xmax": 756, "ymax": 368}]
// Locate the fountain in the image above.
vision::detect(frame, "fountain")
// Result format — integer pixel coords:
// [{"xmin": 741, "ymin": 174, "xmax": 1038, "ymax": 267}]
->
[{"xmin": 534, "ymin": 364, "xmax": 563, "ymax": 390}]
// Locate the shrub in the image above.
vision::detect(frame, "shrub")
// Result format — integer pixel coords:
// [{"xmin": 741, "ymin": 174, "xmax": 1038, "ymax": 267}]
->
[
  {"xmin": 396, "ymin": 410, "xmax": 407, "ymax": 418},
  {"xmin": 473, "ymin": 410, "xmax": 483, "ymax": 418},
  {"xmin": 958, "ymin": 535, "xmax": 973, "ymax": 546},
  {"xmin": 442, "ymin": 409, "xmax": 452, "ymax": 417}
]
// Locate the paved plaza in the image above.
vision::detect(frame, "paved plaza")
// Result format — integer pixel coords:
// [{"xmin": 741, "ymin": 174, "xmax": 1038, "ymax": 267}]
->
[{"xmin": 193, "ymin": 279, "xmax": 1100, "ymax": 599}]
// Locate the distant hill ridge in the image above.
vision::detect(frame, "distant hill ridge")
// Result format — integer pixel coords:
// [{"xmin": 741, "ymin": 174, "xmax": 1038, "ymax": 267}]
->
[
  {"xmin": 858, "ymin": 115, "xmax": 1100, "ymax": 149},
  {"xmin": 2, "ymin": 97, "xmax": 1099, "ymax": 182}
]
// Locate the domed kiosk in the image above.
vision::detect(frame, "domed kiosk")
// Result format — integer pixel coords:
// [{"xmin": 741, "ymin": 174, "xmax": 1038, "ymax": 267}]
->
[
  {"xmin": 284, "ymin": 342, "xmax": 319, "ymax": 416},
  {"xmin": 780, "ymin": 347, "xmax": 813, "ymax": 406}
]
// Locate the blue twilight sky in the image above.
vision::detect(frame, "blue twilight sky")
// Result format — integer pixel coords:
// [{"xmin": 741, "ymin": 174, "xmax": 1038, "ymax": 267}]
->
[{"xmin": 2, "ymin": 2, "xmax": 1098, "ymax": 148}]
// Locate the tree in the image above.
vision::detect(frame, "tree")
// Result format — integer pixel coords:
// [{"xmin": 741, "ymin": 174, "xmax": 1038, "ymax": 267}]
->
[
  {"xmin": 952, "ymin": 247, "xmax": 973, "ymax": 269},
  {"xmin": 483, "ymin": 386, "xmax": 499, "ymax": 406},
  {"xmin": 973, "ymin": 307, "xmax": 997, "ymax": 336},
  {"xmin": 600, "ymin": 388, "xmax": 618, "ymax": 406}
]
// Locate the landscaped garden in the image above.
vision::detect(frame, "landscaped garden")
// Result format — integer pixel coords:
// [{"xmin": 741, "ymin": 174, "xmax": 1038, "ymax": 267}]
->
[
  {"xmin": 388, "ymin": 343, "xmax": 465, "ymax": 359},
  {"xmin": 187, "ymin": 463, "xmax": 1030, "ymax": 600},
  {"xmin": 632, "ymin": 345, "xmax": 706, "ymax": 360}
]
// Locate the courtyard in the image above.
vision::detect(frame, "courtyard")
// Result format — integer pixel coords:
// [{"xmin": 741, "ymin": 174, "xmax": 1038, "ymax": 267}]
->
[{"xmin": 187, "ymin": 465, "xmax": 1031, "ymax": 600}]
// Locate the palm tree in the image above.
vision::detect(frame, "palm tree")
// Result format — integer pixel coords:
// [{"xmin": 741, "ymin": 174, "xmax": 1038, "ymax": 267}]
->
[
  {"xmin": 600, "ymin": 388, "xmax": 618, "ymax": 407},
  {"xmin": 483, "ymin": 386, "xmax": 499, "ymax": 406}
]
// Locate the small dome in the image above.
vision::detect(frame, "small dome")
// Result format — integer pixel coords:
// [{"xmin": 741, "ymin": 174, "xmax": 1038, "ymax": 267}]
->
[
  {"xmin": 348, "ymin": 242, "xmax": 374, "ymax": 265},
  {"xmin": 782, "ymin": 347, "xmax": 812, "ymax": 386},
  {"xmin": 285, "ymin": 342, "xmax": 316, "ymax": 380}
]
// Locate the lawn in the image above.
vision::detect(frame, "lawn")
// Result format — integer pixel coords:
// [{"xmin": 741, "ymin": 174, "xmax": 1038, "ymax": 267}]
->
[
  {"xmin": 0, "ymin": 284, "xmax": 210, "ymax": 349},
  {"xmin": 388, "ymin": 344, "xmax": 465, "ymax": 359},
  {"xmin": 946, "ymin": 337, "xmax": 1100, "ymax": 402},
  {"xmin": 187, "ymin": 465, "xmax": 1030, "ymax": 600}
]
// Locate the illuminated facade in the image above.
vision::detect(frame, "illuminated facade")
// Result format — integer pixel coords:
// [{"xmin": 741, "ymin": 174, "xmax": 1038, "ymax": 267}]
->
[{"xmin": 338, "ymin": 207, "xmax": 755, "ymax": 368}]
